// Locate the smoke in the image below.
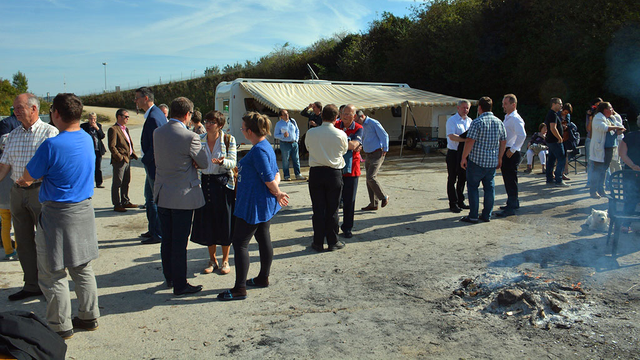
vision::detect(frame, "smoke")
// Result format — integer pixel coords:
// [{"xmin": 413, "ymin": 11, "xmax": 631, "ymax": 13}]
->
[{"xmin": 605, "ymin": 25, "xmax": 640, "ymax": 113}]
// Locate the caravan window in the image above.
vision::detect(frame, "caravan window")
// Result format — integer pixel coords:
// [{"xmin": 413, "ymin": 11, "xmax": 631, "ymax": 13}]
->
[{"xmin": 244, "ymin": 98, "xmax": 278, "ymax": 117}]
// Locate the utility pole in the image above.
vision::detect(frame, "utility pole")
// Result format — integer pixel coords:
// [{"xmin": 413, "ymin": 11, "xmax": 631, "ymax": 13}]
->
[{"xmin": 102, "ymin": 62, "xmax": 108, "ymax": 92}]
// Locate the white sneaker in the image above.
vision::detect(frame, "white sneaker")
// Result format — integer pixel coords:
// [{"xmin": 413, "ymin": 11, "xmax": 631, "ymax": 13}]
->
[
  {"xmin": 554, "ymin": 181, "xmax": 571, "ymax": 187},
  {"xmin": 295, "ymin": 174, "xmax": 307, "ymax": 180}
]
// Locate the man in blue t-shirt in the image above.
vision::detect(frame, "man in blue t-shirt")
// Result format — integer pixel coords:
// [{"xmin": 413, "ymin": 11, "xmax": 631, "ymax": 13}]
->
[{"xmin": 19, "ymin": 93, "xmax": 100, "ymax": 340}]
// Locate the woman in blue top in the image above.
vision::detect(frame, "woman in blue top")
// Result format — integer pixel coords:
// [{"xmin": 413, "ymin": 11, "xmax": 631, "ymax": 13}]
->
[{"xmin": 218, "ymin": 112, "xmax": 289, "ymax": 301}]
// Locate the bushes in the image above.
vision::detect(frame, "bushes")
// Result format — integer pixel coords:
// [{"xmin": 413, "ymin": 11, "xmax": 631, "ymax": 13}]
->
[{"xmin": 83, "ymin": 0, "xmax": 640, "ymax": 133}]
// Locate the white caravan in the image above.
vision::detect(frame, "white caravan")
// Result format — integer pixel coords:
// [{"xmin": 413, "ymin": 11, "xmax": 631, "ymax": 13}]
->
[{"xmin": 214, "ymin": 78, "xmax": 475, "ymax": 149}]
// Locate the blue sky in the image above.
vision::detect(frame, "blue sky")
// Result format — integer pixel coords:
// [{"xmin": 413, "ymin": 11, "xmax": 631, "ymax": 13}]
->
[{"xmin": 0, "ymin": 0, "xmax": 420, "ymax": 98}]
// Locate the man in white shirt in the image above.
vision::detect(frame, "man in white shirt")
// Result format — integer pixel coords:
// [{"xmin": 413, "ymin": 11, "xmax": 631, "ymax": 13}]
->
[
  {"xmin": 305, "ymin": 104, "xmax": 348, "ymax": 252},
  {"xmin": 496, "ymin": 94, "xmax": 526, "ymax": 217},
  {"xmin": 445, "ymin": 100, "xmax": 472, "ymax": 213}
]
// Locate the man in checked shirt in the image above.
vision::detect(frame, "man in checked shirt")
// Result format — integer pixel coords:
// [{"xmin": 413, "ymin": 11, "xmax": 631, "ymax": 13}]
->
[
  {"xmin": 0, "ymin": 93, "xmax": 59, "ymax": 301},
  {"xmin": 459, "ymin": 96, "xmax": 507, "ymax": 224}
]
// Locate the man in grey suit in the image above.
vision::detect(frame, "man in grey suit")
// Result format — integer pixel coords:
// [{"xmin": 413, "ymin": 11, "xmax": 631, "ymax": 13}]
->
[{"xmin": 154, "ymin": 97, "xmax": 209, "ymax": 296}]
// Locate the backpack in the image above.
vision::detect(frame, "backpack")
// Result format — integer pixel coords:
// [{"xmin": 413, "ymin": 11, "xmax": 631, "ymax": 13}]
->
[
  {"xmin": 223, "ymin": 134, "xmax": 239, "ymax": 191},
  {"xmin": 566, "ymin": 122, "xmax": 580, "ymax": 150}
]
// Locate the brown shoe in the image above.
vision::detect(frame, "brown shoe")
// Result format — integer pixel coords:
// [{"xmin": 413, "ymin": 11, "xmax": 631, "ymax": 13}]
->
[
  {"xmin": 123, "ymin": 203, "xmax": 138, "ymax": 209},
  {"xmin": 361, "ymin": 204, "xmax": 378, "ymax": 211},
  {"xmin": 220, "ymin": 261, "xmax": 231, "ymax": 275},
  {"xmin": 114, "ymin": 206, "xmax": 127, "ymax": 212},
  {"xmin": 381, "ymin": 196, "xmax": 389, "ymax": 208},
  {"xmin": 202, "ymin": 260, "xmax": 219, "ymax": 274}
]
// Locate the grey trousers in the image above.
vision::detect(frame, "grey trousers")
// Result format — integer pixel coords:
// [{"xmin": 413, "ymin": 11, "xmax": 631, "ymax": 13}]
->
[
  {"xmin": 364, "ymin": 150, "xmax": 387, "ymax": 206},
  {"xmin": 35, "ymin": 223, "xmax": 100, "ymax": 332},
  {"xmin": 111, "ymin": 159, "xmax": 131, "ymax": 207},
  {"xmin": 10, "ymin": 184, "xmax": 41, "ymax": 292}
]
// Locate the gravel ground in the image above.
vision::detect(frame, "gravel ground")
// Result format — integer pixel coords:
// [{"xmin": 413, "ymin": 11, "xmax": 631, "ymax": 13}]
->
[{"xmin": 0, "ymin": 106, "xmax": 639, "ymax": 359}]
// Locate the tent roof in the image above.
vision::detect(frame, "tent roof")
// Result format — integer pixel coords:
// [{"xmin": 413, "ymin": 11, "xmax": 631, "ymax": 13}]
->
[{"xmin": 238, "ymin": 81, "xmax": 476, "ymax": 112}]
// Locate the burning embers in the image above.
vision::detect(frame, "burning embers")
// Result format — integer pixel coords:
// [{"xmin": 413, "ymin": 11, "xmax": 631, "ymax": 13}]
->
[{"xmin": 452, "ymin": 270, "xmax": 596, "ymax": 330}]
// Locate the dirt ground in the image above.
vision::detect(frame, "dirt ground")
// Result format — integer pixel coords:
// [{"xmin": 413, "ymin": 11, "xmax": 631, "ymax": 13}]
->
[{"xmin": 1, "ymin": 106, "xmax": 639, "ymax": 359}]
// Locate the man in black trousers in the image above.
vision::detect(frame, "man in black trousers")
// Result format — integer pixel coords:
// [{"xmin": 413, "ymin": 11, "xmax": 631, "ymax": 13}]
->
[
  {"xmin": 495, "ymin": 94, "xmax": 526, "ymax": 217},
  {"xmin": 305, "ymin": 104, "xmax": 348, "ymax": 252}
]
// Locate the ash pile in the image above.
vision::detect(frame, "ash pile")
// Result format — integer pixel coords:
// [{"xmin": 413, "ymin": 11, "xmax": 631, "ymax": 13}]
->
[{"xmin": 451, "ymin": 270, "xmax": 599, "ymax": 330}]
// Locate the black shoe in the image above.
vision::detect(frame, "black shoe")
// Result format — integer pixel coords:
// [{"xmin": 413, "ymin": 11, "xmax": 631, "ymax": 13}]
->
[
  {"xmin": 139, "ymin": 231, "xmax": 151, "ymax": 238},
  {"xmin": 328, "ymin": 241, "xmax": 346, "ymax": 251},
  {"xmin": 499, "ymin": 205, "xmax": 519, "ymax": 210},
  {"xmin": 342, "ymin": 231, "xmax": 353, "ymax": 238},
  {"xmin": 57, "ymin": 329, "xmax": 74, "ymax": 340},
  {"xmin": 311, "ymin": 243, "xmax": 324, "ymax": 252},
  {"xmin": 495, "ymin": 210, "xmax": 516, "ymax": 217},
  {"xmin": 166, "ymin": 280, "xmax": 173, "ymax": 288},
  {"xmin": 450, "ymin": 205, "xmax": 462, "ymax": 213},
  {"xmin": 8, "ymin": 289, "xmax": 43, "ymax": 301},
  {"xmin": 479, "ymin": 216, "xmax": 491, "ymax": 223},
  {"xmin": 173, "ymin": 283, "xmax": 203, "ymax": 296},
  {"xmin": 141, "ymin": 237, "xmax": 161, "ymax": 245},
  {"xmin": 458, "ymin": 203, "xmax": 470, "ymax": 210},
  {"xmin": 460, "ymin": 216, "xmax": 479, "ymax": 224},
  {"xmin": 246, "ymin": 277, "xmax": 269, "ymax": 288},
  {"xmin": 96, "ymin": 185, "xmax": 105, "ymax": 189},
  {"xmin": 72, "ymin": 317, "xmax": 98, "ymax": 331}
]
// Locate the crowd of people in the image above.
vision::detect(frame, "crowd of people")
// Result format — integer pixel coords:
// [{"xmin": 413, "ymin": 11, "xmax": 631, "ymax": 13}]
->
[
  {"xmin": 446, "ymin": 94, "xmax": 632, "ymax": 224},
  {"xmin": 1, "ymin": 87, "xmax": 637, "ymax": 341}
]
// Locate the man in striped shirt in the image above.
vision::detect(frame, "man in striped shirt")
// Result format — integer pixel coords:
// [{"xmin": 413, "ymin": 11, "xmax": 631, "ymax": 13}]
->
[{"xmin": 0, "ymin": 93, "xmax": 59, "ymax": 301}]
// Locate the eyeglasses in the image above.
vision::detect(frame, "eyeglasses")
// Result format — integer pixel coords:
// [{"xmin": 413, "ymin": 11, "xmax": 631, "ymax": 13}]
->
[
  {"xmin": 189, "ymin": 111, "xmax": 195, "ymax": 116},
  {"xmin": 123, "ymin": 116, "xmax": 130, "ymax": 119},
  {"xmin": 134, "ymin": 96, "xmax": 144, "ymax": 101},
  {"xmin": 204, "ymin": 121, "xmax": 216, "ymax": 125}
]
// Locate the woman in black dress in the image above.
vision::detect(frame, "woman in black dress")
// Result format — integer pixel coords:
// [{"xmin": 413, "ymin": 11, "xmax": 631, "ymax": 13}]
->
[{"xmin": 190, "ymin": 111, "xmax": 236, "ymax": 275}]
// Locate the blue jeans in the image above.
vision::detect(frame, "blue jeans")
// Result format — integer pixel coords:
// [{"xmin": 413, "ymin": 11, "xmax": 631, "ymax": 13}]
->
[
  {"xmin": 144, "ymin": 165, "xmax": 162, "ymax": 240},
  {"xmin": 585, "ymin": 138, "xmax": 593, "ymax": 187},
  {"xmin": 280, "ymin": 141, "xmax": 301, "ymax": 179},
  {"xmin": 466, "ymin": 160, "xmax": 496, "ymax": 220},
  {"xmin": 546, "ymin": 142, "xmax": 566, "ymax": 183}
]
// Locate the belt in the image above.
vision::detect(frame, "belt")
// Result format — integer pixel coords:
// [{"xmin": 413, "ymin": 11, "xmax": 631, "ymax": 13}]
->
[
  {"xmin": 366, "ymin": 149, "xmax": 382, "ymax": 154},
  {"xmin": 15, "ymin": 182, "xmax": 42, "ymax": 190}
]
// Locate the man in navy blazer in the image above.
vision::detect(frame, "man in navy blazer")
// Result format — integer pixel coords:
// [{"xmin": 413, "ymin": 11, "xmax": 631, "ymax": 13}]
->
[{"xmin": 134, "ymin": 87, "xmax": 167, "ymax": 244}]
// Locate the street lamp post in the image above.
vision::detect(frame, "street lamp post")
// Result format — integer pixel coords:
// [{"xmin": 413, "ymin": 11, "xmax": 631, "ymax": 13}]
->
[{"xmin": 102, "ymin": 62, "xmax": 108, "ymax": 92}]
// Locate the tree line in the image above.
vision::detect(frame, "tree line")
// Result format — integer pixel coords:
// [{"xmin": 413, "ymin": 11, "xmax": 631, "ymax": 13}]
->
[{"xmin": 83, "ymin": 0, "xmax": 640, "ymax": 134}]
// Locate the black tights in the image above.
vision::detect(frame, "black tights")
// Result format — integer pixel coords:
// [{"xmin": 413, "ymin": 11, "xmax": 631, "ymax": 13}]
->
[{"xmin": 232, "ymin": 217, "xmax": 272, "ymax": 291}]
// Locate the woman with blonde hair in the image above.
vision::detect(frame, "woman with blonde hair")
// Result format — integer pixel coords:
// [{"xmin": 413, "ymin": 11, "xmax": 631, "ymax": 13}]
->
[{"xmin": 218, "ymin": 112, "xmax": 289, "ymax": 301}]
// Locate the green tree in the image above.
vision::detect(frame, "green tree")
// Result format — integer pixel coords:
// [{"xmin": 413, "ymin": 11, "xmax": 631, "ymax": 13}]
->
[
  {"xmin": 0, "ymin": 78, "xmax": 19, "ymax": 115},
  {"xmin": 12, "ymin": 71, "xmax": 28, "ymax": 93}
]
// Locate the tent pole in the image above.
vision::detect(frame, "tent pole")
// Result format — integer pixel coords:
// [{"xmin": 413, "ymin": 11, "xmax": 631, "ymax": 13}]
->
[{"xmin": 400, "ymin": 101, "xmax": 408, "ymax": 158}]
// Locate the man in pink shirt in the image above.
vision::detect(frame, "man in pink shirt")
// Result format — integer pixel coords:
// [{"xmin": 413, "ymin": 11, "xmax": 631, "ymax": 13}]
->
[{"xmin": 108, "ymin": 109, "xmax": 138, "ymax": 212}]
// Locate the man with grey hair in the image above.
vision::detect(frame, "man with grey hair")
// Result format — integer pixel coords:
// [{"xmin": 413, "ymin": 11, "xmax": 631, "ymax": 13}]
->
[
  {"xmin": 355, "ymin": 110, "xmax": 390, "ymax": 211},
  {"xmin": 158, "ymin": 104, "xmax": 169, "ymax": 120},
  {"xmin": 135, "ymin": 87, "xmax": 167, "ymax": 244},
  {"xmin": 0, "ymin": 93, "xmax": 59, "ymax": 301},
  {"xmin": 445, "ymin": 100, "xmax": 472, "ymax": 213},
  {"xmin": 495, "ymin": 94, "xmax": 526, "ymax": 217},
  {"xmin": 154, "ymin": 97, "xmax": 208, "ymax": 295}
]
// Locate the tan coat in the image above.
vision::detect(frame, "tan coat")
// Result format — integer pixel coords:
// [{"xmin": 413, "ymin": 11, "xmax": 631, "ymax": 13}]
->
[{"xmin": 108, "ymin": 124, "xmax": 137, "ymax": 163}]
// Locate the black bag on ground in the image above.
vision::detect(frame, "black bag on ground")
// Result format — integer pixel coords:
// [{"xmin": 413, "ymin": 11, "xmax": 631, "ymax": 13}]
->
[{"xmin": 0, "ymin": 310, "xmax": 67, "ymax": 360}]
